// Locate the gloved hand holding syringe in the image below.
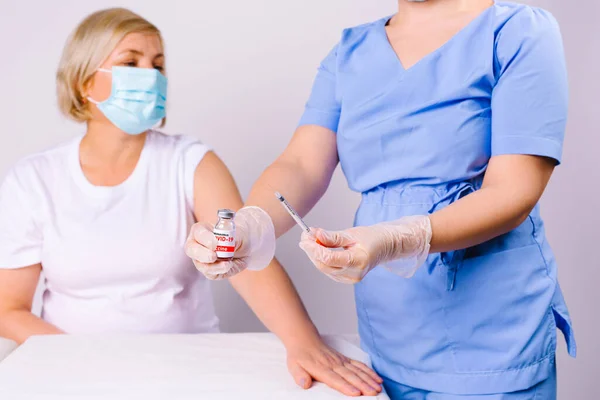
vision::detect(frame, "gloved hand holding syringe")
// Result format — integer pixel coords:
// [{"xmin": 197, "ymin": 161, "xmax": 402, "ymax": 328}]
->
[{"xmin": 275, "ymin": 191, "xmax": 431, "ymax": 284}]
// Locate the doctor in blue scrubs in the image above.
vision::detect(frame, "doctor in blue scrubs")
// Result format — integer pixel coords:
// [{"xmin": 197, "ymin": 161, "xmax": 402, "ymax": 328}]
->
[{"xmin": 187, "ymin": 0, "xmax": 576, "ymax": 398}]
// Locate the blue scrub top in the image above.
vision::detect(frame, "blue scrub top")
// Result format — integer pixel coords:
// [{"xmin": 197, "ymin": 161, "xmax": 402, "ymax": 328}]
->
[{"xmin": 299, "ymin": 1, "xmax": 576, "ymax": 396}]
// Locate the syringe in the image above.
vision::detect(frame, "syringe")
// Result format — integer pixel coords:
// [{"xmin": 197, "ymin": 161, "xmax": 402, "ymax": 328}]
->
[{"xmin": 274, "ymin": 192, "xmax": 324, "ymax": 245}]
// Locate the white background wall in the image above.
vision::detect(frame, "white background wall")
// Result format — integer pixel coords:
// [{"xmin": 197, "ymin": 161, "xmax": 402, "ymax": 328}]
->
[{"xmin": 0, "ymin": 0, "xmax": 597, "ymax": 397}]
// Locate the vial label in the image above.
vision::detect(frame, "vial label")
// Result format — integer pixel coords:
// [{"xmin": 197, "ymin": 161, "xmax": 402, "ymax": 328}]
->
[{"xmin": 213, "ymin": 228, "xmax": 235, "ymax": 259}]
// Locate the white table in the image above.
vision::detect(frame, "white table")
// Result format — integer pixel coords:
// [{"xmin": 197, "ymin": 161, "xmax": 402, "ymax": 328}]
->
[
  {"xmin": 0, "ymin": 333, "xmax": 389, "ymax": 400},
  {"xmin": 0, "ymin": 338, "xmax": 17, "ymax": 362}
]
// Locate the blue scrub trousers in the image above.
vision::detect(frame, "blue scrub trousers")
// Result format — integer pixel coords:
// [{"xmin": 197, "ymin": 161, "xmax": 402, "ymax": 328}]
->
[{"xmin": 383, "ymin": 360, "xmax": 556, "ymax": 399}]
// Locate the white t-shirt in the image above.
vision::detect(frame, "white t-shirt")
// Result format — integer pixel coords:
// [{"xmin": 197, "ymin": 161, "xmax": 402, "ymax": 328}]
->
[{"xmin": 0, "ymin": 130, "xmax": 219, "ymax": 334}]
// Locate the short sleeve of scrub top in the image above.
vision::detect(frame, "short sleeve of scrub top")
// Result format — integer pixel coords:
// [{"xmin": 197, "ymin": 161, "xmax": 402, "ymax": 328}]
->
[
  {"xmin": 298, "ymin": 45, "xmax": 341, "ymax": 133},
  {"xmin": 491, "ymin": 9, "xmax": 568, "ymax": 163},
  {"xmin": 0, "ymin": 166, "xmax": 43, "ymax": 268}
]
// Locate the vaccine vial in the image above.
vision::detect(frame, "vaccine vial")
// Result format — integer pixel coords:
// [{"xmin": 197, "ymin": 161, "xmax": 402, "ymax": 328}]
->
[{"xmin": 214, "ymin": 209, "xmax": 236, "ymax": 260}]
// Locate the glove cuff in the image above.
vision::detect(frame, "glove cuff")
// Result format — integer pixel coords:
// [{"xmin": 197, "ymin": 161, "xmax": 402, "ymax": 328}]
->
[
  {"xmin": 236, "ymin": 206, "xmax": 276, "ymax": 271},
  {"xmin": 381, "ymin": 215, "xmax": 432, "ymax": 278}
]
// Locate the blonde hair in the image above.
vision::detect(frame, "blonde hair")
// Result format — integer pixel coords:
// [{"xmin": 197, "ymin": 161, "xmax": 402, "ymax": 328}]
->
[{"xmin": 56, "ymin": 8, "xmax": 164, "ymax": 122}]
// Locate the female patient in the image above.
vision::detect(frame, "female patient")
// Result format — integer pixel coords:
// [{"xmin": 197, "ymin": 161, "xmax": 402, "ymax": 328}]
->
[{"xmin": 0, "ymin": 8, "xmax": 381, "ymax": 397}]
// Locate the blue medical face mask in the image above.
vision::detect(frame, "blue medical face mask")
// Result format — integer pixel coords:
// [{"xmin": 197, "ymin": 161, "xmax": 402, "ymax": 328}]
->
[{"xmin": 87, "ymin": 66, "xmax": 167, "ymax": 135}]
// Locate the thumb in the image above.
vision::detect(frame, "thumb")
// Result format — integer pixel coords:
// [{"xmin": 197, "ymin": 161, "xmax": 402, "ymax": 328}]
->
[
  {"xmin": 192, "ymin": 222, "xmax": 217, "ymax": 250},
  {"xmin": 288, "ymin": 363, "xmax": 313, "ymax": 390},
  {"xmin": 313, "ymin": 228, "xmax": 355, "ymax": 249}
]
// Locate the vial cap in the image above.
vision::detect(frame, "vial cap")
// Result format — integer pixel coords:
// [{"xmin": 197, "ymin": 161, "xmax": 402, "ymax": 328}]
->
[{"xmin": 218, "ymin": 209, "xmax": 235, "ymax": 219}]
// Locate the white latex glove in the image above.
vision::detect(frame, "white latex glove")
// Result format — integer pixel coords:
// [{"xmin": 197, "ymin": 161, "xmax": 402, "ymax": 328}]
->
[
  {"xmin": 299, "ymin": 216, "xmax": 432, "ymax": 284},
  {"xmin": 185, "ymin": 206, "xmax": 276, "ymax": 280}
]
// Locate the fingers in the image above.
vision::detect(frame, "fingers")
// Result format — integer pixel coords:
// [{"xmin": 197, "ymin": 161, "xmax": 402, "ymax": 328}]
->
[
  {"xmin": 349, "ymin": 359, "xmax": 383, "ymax": 384},
  {"xmin": 312, "ymin": 228, "xmax": 355, "ymax": 249},
  {"xmin": 300, "ymin": 230, "xmax": 316, "ymax": 243},
  {"xmin": 299, "ymin": 240, "xmax": 357, "ymax": 269},
  {"xmin": 315, "ymin": 368, "xmax": 362, "ymax": 397},
  {"xmin": 342, "ymin": 362, "xmax": 382, "ymax": 395},
  {"xmin": 287, "ymin": 363, "xmax": 313, "ymax": 390},
  {"xmin": 299, "ymin": 241, "xmax": 361, "ymax": 284},
  {"xmin": 186, "ymin": 239, "xmax": 217, "ymax": 264},
  {"xmin": 332, "ymin": 364, "xmax": 380, "ymax": 397},
  {"xmin": 192, "ymin": 259, "xmax": 231, "ymax": 277},
  {"xmin": 185, "ymin": 223, "xmax": 217, "ymax": 264},
  {"xmin": 313, "ymin": 361, "xmax": 381, "ymax": 396},
  {"xmin": 201, "ymin": 259, "xmax": 248, "ymax": 280},
  {"xmin": 192, "ymin": 222, "xmax": 217, "ymax": 248}
]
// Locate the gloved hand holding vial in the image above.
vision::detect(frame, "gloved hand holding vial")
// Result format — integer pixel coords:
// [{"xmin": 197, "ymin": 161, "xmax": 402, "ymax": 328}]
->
[{"xmin": 185, "ymin": 206, "xmax": 276, "ymax": 280}]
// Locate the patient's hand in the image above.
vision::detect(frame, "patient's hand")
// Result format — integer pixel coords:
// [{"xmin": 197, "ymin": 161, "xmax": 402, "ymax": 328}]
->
[{"xmin": 286, "ymin": 339, "xmax": 383, "ymax": 397}]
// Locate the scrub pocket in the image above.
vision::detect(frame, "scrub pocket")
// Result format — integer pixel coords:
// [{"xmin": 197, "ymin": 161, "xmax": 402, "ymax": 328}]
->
[{"xmin": 440, "ymin": 241, "xmax": 557, "ymax": 373}]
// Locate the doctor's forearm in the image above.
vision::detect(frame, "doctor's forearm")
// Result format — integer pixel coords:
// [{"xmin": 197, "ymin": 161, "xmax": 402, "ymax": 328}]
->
[
  {"xmin": 428, "ymin": 155, "xmax": 555, "ymax": 254},
  {"xmin": 0, "ymin": 310, "xmax": 63, "ymax": 345},
  {"xmin": 428, "ymin": 186, "xmax": 532, "ymax": 254},
  {"xmin": 245, "ymin": 160, "xmax": 331, "ymax": 238}
]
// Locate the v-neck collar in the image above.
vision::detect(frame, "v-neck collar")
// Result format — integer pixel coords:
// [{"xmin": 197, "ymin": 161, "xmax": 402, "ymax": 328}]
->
[{"xmin": 379, "ymin": 2, "xmax": 496, "ymax": 73}]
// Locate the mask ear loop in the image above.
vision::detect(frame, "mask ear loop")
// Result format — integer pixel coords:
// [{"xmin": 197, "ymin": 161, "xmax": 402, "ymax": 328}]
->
[{"xmin": 86, "ymin": 68, "xmax": 112, "ymax": 104}]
